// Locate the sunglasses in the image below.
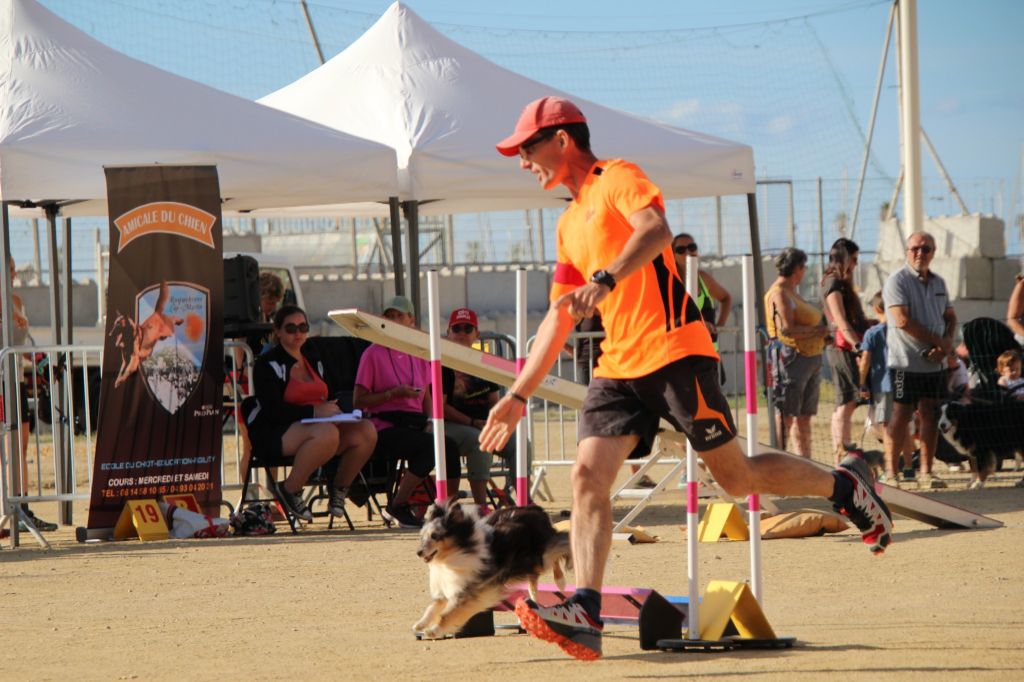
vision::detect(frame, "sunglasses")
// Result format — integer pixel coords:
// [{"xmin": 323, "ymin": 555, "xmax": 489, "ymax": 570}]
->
[
  {"xmin": 674, "ymin": 243, "xmax": 698, "ymax": 254},
  {"xmin": 281, "ymin": 322, "xmax": 310, "ymax": 334},
  {"xmin": 519, "ymin": 129, "xmax": 558, "ymax": 154},
  {"xmin": 449, "ymin": 324, "xmax": 476, "ymax": 334},
  {"xmin": 908, "ymin": 245, "xmax": 933, "ymax": 254}
]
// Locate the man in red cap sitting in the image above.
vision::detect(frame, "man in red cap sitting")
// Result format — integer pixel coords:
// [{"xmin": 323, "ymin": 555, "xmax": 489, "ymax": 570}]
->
[
  {"xmin": 480, "ymin": 96, "xmax": 893, "ymax": 661},
  {"xmin": 441, "ymin": 307, "xmax": 519, "ymax": 511}
]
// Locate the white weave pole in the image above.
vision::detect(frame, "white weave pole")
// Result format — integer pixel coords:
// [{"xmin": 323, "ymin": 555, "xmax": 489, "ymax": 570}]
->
[
  {"xmin": 426, "ymin": 270, "xmax": 448, "ymax": 501},
  {"xmin": 743, "ymin": 255, "xmax": 764, "ymax": 604},
  {"xmin": 684, "ymin": 254, "xmax": 700, "ymax": 639},
  {"xmin": 514, "ymin": 269, "xmax": 529, "ymax": 505}
]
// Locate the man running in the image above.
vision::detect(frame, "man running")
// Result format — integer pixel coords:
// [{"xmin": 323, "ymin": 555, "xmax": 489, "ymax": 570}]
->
[{"xmin": 480, "ymin": 96, "xmax": 892, "ymax": 661}]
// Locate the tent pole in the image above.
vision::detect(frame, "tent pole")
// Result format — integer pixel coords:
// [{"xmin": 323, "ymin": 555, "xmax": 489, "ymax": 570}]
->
[
  {"xmin": 44, "ymin": 205, "xmax": 67, "ymax": 525},
  {"xmin": 746, "ymin": 192, "xmax": 775, "ymax": 448},
  {"xmin": 388, "ymin": 197, "xmax": 404, "ymax": 296},
  {"xmin": 403, "ymin": 201, "xmax": 421, "ymax": 323},
  {"xmin": 59, "ymin": 216, "xmax": 74, "ymax": 524},
  {"xmin": 1, "ymin": 202, "xmax": 19, "ymax": 542}
]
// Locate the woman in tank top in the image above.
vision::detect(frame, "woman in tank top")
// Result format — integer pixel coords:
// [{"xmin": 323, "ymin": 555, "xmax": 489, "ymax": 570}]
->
[
  {"xmin": 821, "ymin": 238, "xmax": 871, "ymax": 465},
  {"xmin": 764, "ymin": 248, "xmax": 829, "ymax": 457}
]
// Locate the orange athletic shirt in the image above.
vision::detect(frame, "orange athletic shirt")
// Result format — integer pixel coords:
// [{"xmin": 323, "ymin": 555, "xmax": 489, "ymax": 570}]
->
[{"xmin": 549, "ymin": 159, "xmax": 718, "ymax": 380}]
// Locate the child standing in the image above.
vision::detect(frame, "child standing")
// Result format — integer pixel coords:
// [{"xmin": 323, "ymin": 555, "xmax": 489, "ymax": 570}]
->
[{"xmin": 858, "ymin": 292, "xmax": 914, "ymax": 485}]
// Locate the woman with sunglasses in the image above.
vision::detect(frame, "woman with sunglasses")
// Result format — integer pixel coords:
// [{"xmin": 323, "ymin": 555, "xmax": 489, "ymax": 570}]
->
[
  {"xmin": 672, "ymin": 233, "xmax": 732, "ymax": 347},
  {"xmin": 821, "ymin": 238, "xmax": 871, "ymax": 465},
  {"xmin": 248, "ymin": 305, "xmax": 377, "ymax": 523}
]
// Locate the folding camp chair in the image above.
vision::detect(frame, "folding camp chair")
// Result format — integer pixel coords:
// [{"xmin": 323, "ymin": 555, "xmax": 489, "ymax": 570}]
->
[{"xmin": 238, "ymin": 396, "xmax": 355, "ymax": 534}]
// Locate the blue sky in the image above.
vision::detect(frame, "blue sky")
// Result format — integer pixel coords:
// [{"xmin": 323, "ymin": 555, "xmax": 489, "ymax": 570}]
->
[{"xmin": 37, "ymin": 0, "xmax": 1023, "ymax": 210}]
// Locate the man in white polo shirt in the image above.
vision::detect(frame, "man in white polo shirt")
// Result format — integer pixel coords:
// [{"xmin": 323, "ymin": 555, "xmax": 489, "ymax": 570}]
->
[{"xmin": 882, "ymin": 231, "xmax": 957, "ymax": 488}]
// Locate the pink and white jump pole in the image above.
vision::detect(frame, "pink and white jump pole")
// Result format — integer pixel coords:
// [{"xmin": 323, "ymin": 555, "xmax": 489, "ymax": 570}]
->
[
  {"xmin": 514, "ymin": 269, "xmax": 529, "ymax": 506},
  {"xmin": 743, "ymin": 254, "xmax": 764, "ymax": 603},
  {"xmin": 426, "ymin": 270, "xmax": 448, "ymax": 502},
  {"xmin": 684, "ymin": 254, "xmax": 700, "ymax": 639}
]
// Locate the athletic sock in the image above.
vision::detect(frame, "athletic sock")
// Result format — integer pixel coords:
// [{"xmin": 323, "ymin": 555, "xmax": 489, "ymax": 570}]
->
[
  {"xmin": 571, "ymin": 588, "xmax": 603, "ymax": 625},
  {"xmin": 829, "ymin": 469, "xmax": 853, "ymax": 503}
]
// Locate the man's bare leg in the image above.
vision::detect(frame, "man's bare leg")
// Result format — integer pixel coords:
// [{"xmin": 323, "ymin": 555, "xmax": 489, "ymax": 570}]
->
[
  {"xmin": 571, "ymin": 435, "xmax": 638, "ymax": 591},
  {"xmin": 916, "ymin": 397, "xmax": 940, "ymax": 477},
  {"xmin": 700, "ymin": 438, "xmax": 833, "ymax": 498},
  {"xmin": 794, "ymin": 415, "xmax": 813, "ymax": 458},
  {"xmin": 703, "ymin": 435, "xmax": 893, "ymax": 554},
  {"xmin": 886, "ymin": 402, "xmax": 914, "ymax": 479}
]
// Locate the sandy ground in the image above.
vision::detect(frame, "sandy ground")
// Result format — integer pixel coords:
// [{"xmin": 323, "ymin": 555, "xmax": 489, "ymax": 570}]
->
[{"xmin": 2, "ymin": 464, "xmax": 1023, "ymax": 681}]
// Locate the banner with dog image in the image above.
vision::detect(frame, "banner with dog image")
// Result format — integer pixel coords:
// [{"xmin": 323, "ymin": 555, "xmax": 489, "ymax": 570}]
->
[{"xmin": 88, "ymin": 166, "xmax": 224, "ymax": 533}]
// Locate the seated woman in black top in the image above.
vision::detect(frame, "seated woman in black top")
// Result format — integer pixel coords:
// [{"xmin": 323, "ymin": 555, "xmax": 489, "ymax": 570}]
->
[{"xmin": 249, "ymin": 305, "xmax": 377, "ymax": 522}]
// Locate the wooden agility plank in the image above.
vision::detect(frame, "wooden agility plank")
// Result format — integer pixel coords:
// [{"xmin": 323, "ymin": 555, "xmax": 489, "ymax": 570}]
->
[
  {"xmin": 329, "ymin": 308, "xmax": 587, "ymax": 409},
  {"xmin": 734, "ymin": 436, "xmax": 1003, "ymax": 530}
]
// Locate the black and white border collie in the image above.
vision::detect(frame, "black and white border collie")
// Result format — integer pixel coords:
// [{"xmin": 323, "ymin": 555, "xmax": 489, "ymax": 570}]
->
[{"xmin": 412, "ymin": 500, "xmax": 571, "ymax": 640}]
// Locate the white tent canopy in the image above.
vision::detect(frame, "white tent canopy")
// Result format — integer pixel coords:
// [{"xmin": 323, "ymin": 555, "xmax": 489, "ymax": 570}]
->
[
  {"xmin": 259, "ymin": 1, "xmax": 755, "ymax": 215},
  {"xmin": 0, "ymin": 0, "xmax": 399, "ymax": 216}
]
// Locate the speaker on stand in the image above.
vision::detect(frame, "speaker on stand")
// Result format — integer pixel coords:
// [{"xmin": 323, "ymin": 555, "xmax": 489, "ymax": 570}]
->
[{"xmin": 223, "ymin": 255, "xmax": 270, "ymax": 340}]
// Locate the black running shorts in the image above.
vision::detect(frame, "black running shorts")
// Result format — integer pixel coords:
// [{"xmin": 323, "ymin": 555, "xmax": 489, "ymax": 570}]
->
[
  {"xmin": 578, "ymin": 355, "xmax": 737, "ymax": 458},
  {"xmin": 891, "ymin": 368, "xmax": 947, "ymax": 405}
]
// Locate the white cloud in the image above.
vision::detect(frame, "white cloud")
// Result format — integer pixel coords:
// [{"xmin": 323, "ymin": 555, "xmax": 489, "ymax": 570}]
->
[
  {"xmin": 767, "ymin": 115, "xmax": 794, "ymax": 135},
  {"xmin": 937, "ymin": 98, "xmax": 960, "ymax": 113},
  {"xmin": 662, "ymin": 98, "xmax": 701, "ymax": 120}
]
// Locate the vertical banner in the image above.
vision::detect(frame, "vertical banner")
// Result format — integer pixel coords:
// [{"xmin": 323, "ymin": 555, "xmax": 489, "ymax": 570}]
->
[{"xmin": 87, "ymin": 166, "xmax": 223, "ymax": 532}]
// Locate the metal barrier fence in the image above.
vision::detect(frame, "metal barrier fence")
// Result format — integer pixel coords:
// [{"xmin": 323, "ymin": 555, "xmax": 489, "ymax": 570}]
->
[{"xmin": 1, "ymin": 340, "xmax": 253, "ymax": 548}]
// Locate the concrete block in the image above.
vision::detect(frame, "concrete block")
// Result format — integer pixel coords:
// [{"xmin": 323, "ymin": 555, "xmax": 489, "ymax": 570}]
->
[
  {"xmin": 876, "ymin": 219, "xmax": 908, "ymax": 261},
  {"xmin": 992, "ymin": 258, "xmax": 1022, "ymax": 300},
  {"xmin": 302, "ymin": 278, "xmax": 382, "ymax": 322},
  {"xmin": 925, "ymin": 214, "xmax": 1006, "ymax": 259},
  {"xmin": 928, "ymin": 257, "xmax": 992, "ymax": 300},
  {"xmin": 466, "ymin": 269, "xmax": 550, "ymax": 314},
  {"xmin": 946, "ymin": 299, "xmax": 1007, "ymax": 323},
  {"xmin": 877, "ymin": 215, "xmax": 1006, "ymax": 260},
  {"xmin": 17, "ymin": 282, "xmax": 99, "ymax": 327},
  {"xmin": 223, "ymin": 234, "xmax": 262, "ymax": 254}
]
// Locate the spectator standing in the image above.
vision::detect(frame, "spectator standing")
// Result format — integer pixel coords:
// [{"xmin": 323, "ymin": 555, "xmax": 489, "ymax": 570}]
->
[
  {"xmin": 1007, "ymin": 275, "xmax": 1024, "ymax": 346},
  {"xmin": 672, "ymin": 233, "xmax": 733, "ymax": 350},
  {"xmin": 821, "ymin": 238, "xmax": 871, "ymax": 465},
  {"xmin": 3, "ymin": 258, "xmax": 57, "ymax": 532},
  {"xmin": 858, "ymin": 292, "xmax": 913, "ymax": 484},
  {"xmin": 883, "ymin": 231, "xmax": 957, "ymax": 489},
  {"xmin": 764, "ymin": 248, "xmax": 829, "ymax": 457}
]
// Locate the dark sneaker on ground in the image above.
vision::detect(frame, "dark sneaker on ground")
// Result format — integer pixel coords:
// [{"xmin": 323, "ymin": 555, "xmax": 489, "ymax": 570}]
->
[
  {"xmin": 19, "ymin": 509, "xmax": 58, "ymax": 532},
  {"xmin": 382, "ymin": 503, "xmax": 423, "ymax": 529},
  {"xmin": 835, "ymin": 454, "xmax": 893, "ymax": 555},
  {"xmin": 328, "ymin": 487, "xmax": 348, "ymax": 518},
  {"xmin": 514, "ymin": 598, "xmax": 603, "ymax": 661},
  {"xmin": 636, "ymin": 475, "xmax": 658, "ymax": 489},
  {"xmin": 274, "ymin": 481, "xmax": 313, "ymax": 522}
]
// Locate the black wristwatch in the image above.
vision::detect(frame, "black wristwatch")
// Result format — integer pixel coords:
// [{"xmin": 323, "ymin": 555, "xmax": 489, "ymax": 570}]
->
[{"xmin": 590, "ymin": 269, "xmax": 616, "ymax": 291}]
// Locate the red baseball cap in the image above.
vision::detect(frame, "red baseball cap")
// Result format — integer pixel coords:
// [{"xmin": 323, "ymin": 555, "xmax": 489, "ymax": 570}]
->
[
  {"xmin": 496, "ymin": 96, "xmax": 587, "ymax": 157},
  {"xmin": 448, "ymin": 307, "xmax": 478, "ymax": 329}
]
